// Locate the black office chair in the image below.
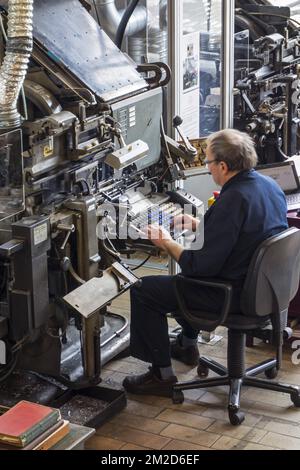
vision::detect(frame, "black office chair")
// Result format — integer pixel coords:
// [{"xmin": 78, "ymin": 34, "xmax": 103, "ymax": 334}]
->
[{"xmin": 172, "ymin": 227, "xmax": 300, "ymax": 425}]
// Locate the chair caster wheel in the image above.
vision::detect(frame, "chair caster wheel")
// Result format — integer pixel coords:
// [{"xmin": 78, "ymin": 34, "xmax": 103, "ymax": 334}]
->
[
  {"xmin": 265, "ymin": 367, "xmax": 278, "ymax": 379},
  {"xmin": 197, "ymin": 364, "xmax": 209, "ymax": 378},
  {"xmin": 172, "ymin": 390, "xmax": 184, "ymax": 404},
  {"xmin": 291, "ymin": 392, "xmax": 300, "ymax": 407},
  {"xmin": 228, "ymin": 409, "xmax": 245, "ymax": 426},
  {"xmin": 283, "ymin": 327, "xmax": 293, "ymax": 340}
]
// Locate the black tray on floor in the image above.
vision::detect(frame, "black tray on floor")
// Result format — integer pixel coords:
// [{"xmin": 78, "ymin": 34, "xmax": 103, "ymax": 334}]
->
[{"xmin": 50, "ymin": 384, "xmax": 126, "ymax": 428}]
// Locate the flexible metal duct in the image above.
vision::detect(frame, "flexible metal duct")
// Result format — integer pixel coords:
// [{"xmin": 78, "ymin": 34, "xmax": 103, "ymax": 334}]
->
[
  {"xmin": 0, "ymin": 0, "xmax": 34, "ymax": 129},
  {"xmin": 128, "ymin": 28, "xmax": 168, "ymax": 64},
  {"xmin": 94, "ymin": 0, "xmax": 147, "ymax": 38},
  {"xmin": 127, "ymin": 0, "xmax": 168, "ymax": 65}
]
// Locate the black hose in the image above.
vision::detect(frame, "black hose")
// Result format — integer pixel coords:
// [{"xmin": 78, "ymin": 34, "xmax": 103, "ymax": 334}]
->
[
  {"xmin": 277, "ymin": 146, "xmax": 289, "ymax": 162},
  {"xmin": 115, "ymin": 0, "xmax": 140, "ymax": 50},
  {"xmin": 92, "ymin": 0, "xmax": 100, "ymax": 25},
  {"xmin": 131, "ymin": 254, "xmax": 151, "ymax": 271}
]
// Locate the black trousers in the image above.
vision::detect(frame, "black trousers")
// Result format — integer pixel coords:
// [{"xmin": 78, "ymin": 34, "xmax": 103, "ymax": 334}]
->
[{"xmin": 129, "ymin": 275, "xmax": 226, "ymax": 367}]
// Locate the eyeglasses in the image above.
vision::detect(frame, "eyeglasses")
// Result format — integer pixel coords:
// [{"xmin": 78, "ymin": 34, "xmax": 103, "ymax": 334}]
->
[{"xmin": 204, "ymin": 159, "xmax": 218, "ymax": 166}]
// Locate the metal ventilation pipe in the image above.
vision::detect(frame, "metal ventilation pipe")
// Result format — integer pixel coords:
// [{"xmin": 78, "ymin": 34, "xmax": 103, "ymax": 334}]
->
[
  {"xmin": 127, "ymin": 0, "xmax": 168, "ymax": 65},
  {"xmin": 0, "ymin": 0, "xmax": 34, "ymax": 129},
  {"xmin": 94, "ymin": 0, "xmax": 147, "ymax": 38},
  {"xmin": 128, "ymin": 27, "xmax": 168, "ymax": 64}
]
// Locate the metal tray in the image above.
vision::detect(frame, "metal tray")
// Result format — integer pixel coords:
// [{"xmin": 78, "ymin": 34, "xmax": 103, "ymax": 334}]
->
[{"xmin": 51, "ymin": 384, "xmax": 126, "ymax": 428}]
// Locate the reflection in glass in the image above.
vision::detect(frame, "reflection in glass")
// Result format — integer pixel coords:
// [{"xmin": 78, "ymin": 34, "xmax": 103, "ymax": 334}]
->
[
  {"xmin": 182, "ymin": 0, "xmax": 222, "ymax": 137},
  {"xmin": 234, "ymin": 29, "xmax": 249, "ymax": 83},
  {"xmin": 115, "ymin": 0, "xmax": 169, "ymax": 65}
]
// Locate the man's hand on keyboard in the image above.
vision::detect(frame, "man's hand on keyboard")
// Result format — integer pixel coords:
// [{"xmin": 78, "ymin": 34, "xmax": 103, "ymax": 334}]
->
[
  {"xmin": 146, "ymin": 224, "xmax": 173, "ymax": 249},
  {"xmin": 146, "ymin": 223, "xmax": 184, "ymax": 261},
  {"xmin": 172, "ymin": 214, "xmax": 199, "ymax": 232}
]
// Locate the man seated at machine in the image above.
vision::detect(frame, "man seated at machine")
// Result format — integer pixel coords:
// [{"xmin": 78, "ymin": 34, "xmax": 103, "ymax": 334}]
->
[{"xmin": 123, "ymin": 128, "xmax": 288, "ymax": 397}]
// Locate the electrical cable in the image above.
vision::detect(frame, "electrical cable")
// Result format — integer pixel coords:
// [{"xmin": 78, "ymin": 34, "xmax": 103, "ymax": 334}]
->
[
  {"xmin": 277, "ymin": 145, "xmax": 289, "ymax": 161},
  {"xmin": 131, "ymin": 253, "xmax": 151, "ymax": 270},
  {"xmin": 69, "ymin": 263, "xmax": 86, "ymax": 285},
  {"xmin": 115, "ymin": 0, "xmax": 140, "ymax": 50},
  {"xmin": 104, "ymin": 233, "xmax": 121, "ymax": 260},
  {"xmin": 92, "ymin": 0, "xmax": 101, "ymax": 25},
  {"xmin": 100, "ymin": 312, "xmax": 129, "ymax": 348}
]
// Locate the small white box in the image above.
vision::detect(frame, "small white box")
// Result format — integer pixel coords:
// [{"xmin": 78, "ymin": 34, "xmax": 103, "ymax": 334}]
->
[{"xmin": 105, "ymin": 140, "xmax": 149, "ymax": 170}]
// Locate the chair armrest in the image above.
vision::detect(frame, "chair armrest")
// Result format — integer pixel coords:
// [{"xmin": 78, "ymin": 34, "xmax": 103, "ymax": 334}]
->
[{"xmin": 172, "ymin": 275, "xmax": 232, "ymax": 332}]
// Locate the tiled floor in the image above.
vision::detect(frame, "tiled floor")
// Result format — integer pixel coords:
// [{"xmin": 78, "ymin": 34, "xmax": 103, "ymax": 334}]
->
[{"xmin": 85, "ymin": 266, "xmax": 300, "ymax": 451}]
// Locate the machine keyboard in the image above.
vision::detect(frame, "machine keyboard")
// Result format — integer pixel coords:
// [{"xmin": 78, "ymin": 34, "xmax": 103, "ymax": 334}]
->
[
  {"xmin": 130, "ymin": 202, "xmax": 183, "ymax": 239},
  {"xmin": 286, "ymin": 193, "xmax": 300, "ymax": 206}
]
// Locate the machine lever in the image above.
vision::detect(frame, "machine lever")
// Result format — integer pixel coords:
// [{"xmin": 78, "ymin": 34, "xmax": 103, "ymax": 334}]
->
[
  {"xmin": 173, "ymin": 116, "xmax": 198, "ymax": 160},
  {"xmin": 57, "ymin": 224, "xmax": 75, "ymax": 250}
]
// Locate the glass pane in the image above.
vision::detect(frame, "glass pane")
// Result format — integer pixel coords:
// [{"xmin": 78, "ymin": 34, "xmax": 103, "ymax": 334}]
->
[
  {"xmin": 182, "ymin": 0, "xmax": 222, "ymax": 138},
  {"xmin": 269, "ymin": 1, "xmax": 300, "ymax": 13},
  {"xmin": 145, "ymin": 0, "xmax": 168, "ymax": 64},
  {"xmin": 268, "ymin": 1, "xmax": 300, "ymax": 24},
  {"xmin": 92, "ymin": 0, "xmax": 168, "ymax": 65},
  {"xmin": 234, "ymin": 28, "xmax": 250, "ymax": 92},
  {"xmin": 113, "ymin": 0, "xmax": 169, "ymax": 65},
  {"xmin": 234, "ymin": 1, "xmax": 300, "ymax": 163}
]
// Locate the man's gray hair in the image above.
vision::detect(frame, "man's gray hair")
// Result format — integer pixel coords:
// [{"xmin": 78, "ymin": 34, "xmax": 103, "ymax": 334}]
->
[{"xmin": 206, "ymin": 129, "xmax": 258, "ymax": 171}]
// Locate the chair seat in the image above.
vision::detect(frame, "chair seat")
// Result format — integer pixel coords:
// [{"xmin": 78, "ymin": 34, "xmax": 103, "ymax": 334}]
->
[
  {"xmin": 188, "ymin": 309, "xmax": 270, "ymax": 331},
  {"xmin": 224, "ymin": 312, "xmax": 271, "ymax": 330}
]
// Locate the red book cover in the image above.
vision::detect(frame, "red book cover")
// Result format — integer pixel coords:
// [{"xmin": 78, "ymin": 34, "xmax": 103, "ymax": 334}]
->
[{"xmin": 0, "ymin": 400, "xmax": 61, "ymax": 447}]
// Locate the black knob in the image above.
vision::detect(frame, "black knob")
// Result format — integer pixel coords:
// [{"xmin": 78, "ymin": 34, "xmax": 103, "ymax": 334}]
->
[{"xmin": 173, "ymin": 115, "xmax": 183, "ymax": 127}]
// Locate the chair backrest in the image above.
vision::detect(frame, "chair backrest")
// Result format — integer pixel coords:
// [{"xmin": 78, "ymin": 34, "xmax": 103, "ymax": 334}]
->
[{"xmin": 240, "ymin": 227, "xmax": 300, "ymax": 317}]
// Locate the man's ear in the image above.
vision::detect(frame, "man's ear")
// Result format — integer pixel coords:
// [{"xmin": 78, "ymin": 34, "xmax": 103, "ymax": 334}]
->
[{"xmin": 219, "ymin": 161, "xmax": 228, "ymax": 172}]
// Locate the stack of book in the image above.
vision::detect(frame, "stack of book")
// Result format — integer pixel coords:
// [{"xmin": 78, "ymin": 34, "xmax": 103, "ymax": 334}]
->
[{"xmin": 0, "ymin": 400, "xmax": 70, "ymax": 450}]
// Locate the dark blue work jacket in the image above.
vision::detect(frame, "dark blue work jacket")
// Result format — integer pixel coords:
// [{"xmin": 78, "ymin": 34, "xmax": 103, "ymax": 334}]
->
[{"xmin": 179, "ymin": 169, "xmax": 288, "ymax": 290}]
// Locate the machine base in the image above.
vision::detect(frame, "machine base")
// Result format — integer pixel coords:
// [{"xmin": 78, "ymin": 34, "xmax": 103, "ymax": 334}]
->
[
  {"xmin": 0, "ymin": 313, "xmax": 129, "ymax": 424},
  {"xmin": 0, "ymin": 370, "xmax": 126, "ymax": 427}
]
